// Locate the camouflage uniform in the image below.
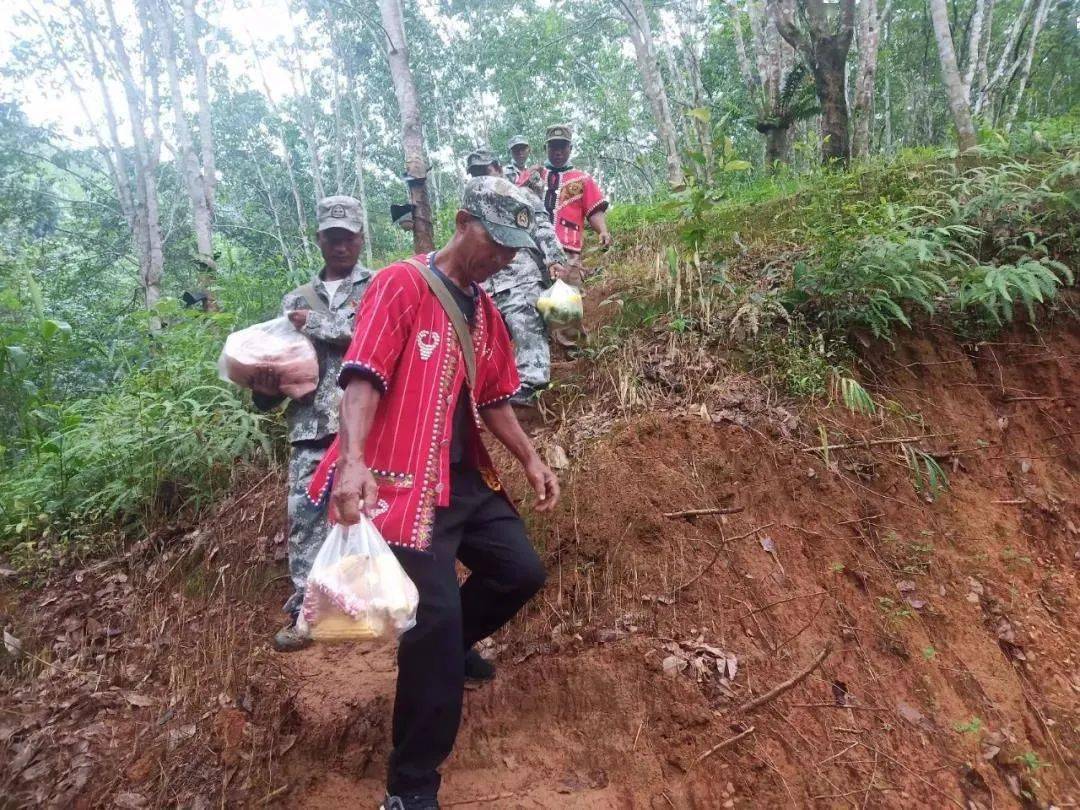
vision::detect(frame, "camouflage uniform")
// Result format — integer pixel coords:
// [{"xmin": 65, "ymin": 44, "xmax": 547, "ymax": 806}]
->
[
  {"xmin": 483, "ymin": 184, "xmax": 565, "ymax": 400},
  {"xmin": 254, "ymin": 263, "xmax": 373, "ymax": 616}
]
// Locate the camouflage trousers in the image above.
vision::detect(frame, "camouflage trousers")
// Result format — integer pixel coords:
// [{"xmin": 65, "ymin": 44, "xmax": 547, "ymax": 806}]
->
[
  {"xmin": 492, "ymin": 281, "xmax": 550, "ymax": 397},
  {"xmin": 282, "ymin": 440, "xmax": 332, "ymax": 617}
]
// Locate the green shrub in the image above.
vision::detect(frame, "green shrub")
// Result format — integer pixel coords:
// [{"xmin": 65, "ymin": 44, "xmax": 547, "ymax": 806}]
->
[{"xmin": 0, "ymin": 302, "xmax": 278, "ymax": 553}]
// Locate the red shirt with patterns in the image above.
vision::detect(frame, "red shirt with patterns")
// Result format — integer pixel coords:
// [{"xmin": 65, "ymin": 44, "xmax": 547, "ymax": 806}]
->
[
  {"xmin": 539, "ymin": 167, "xmax": 608, "ymax": 254},
  {"xmin": 306, "ymin": 255, "xmax": 521, "ymax": 551}
]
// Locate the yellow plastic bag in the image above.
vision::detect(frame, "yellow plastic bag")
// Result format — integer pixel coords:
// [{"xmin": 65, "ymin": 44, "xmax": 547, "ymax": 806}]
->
[
  {"xmin": 536, "ymin": 279, "xmax": 583, "ymax": 325},
  {"xmin": 297, "ymin": 518, "xmax": 419, "ymax": 643}
]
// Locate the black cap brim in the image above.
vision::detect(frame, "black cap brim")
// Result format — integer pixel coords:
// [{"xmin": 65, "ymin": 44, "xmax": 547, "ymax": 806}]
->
[{"xmin": 480, "ymin": 219, "xmax": 536, "ymax": 250}]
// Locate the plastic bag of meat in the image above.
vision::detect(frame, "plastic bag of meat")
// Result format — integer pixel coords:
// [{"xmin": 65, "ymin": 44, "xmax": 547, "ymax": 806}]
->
[
  {"xmin": 297, "ymin": 518, "xmax": 419, "ymax": 643},
  {"xmin": 218, "ymin": 317, "xmax": 318, "ymax": 399}
]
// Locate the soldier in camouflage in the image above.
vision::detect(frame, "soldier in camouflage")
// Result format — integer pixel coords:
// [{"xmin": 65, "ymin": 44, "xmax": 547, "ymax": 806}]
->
[
  {"xmin": 504, "ymin": 135, "xmax": 544, "ymax": 197},
  {"xmin": 466, "ymin": 149, "xmax": 566, "ymax": 405},
  {"xmin": 251, "ymin": 195, "xmax": 373, "ymax": 652}
]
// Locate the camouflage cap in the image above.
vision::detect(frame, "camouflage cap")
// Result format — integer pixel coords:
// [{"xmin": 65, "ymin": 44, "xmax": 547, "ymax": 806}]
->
[
  {"xmin": 508, "ymin": 134, "xmax": 530, "ymax": 150},
  {"xmin": 317, "ymin": 195, "xmax": 364, "ymax": 233},
  {"xmin": 461, "ymin": 176, "xmax": 536, "ymax": 250},
  {"xmin": 545, "ymin": 124, "xmax": 573, "ymax": 144},
  {"xmin": 465, "ymin": 148, "xmax": 498, "ymax": 171}
]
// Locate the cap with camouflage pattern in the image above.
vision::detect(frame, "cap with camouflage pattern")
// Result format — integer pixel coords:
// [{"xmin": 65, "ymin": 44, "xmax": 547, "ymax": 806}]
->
[
  {"xmin": 465, "ymin": 149, "xmax": 498, "ymax": 172},
  {"xmin": 545, "ymin": 124, "xmax": 573, "ymax": 144},
  {"xmin": 317, "ymin": 195, "xmax": 364, "ymax": 233},
  {"xmin": 461, "ymin": 176, "xmax": 536, "ymax": 250},
  {"xmin": 508, "ymin": 134, "xmax": 529, "ymax": 150}
]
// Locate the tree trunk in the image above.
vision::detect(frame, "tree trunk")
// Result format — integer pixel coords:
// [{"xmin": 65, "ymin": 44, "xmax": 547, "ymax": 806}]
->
[
  {"xmin": 180, "ymin": 0, "xmax": 214, "ymax": 218},
  {"xmin": 100, "ymin": 0, "xmax": 165, "ymax": 314},
  {"xmin": 975, "ymin": 0, "xmax": 1035, "ymax": 117},
  {"xmin": 617, "ymin": 0, "xmax": 684, "ymax": 187},
  {"xmin": 152, "ymin": 0, "xmax": 214, "ymax": 274},
  {"xmin": 852, "ymin": 0, "xmax": 887, "ymax": 158},
  {"xmin": 883, "ymin": 73, "xmax": 893, "ymax": 151},
  {"xmin": 973, "ymin": 0, "xmax": 995, "ymax": 101},
  {"xmin": 961, "ymin": 0, "xmax": 988, "ymax": 102},
  {"xmin": 290, "ymin": 43, "xmax": 326, "ymax": 203},
  {"xmin": 377, "ymin": 0, "xmax": 434, "ymax": 253},
  {"xmin": 767, "ymin": 0, "xmax": 856, "ymax": 165},
  {"xmin": 347, "ymin": 71, "xmax": 374, "ymax": 268},
  {"xmin": 929, "ymin": 0, "xmax": 978, "ymax": 152},
  {"xmin": 1003, "ymin": 0, "xmax": 1051, "ymax": 131},
  {"xmin": 253, "ymin": 159, "xmax": 295, "ymax": 277},
  {"xmin": 814, "ymin": 39, "xmax": 852, "ymax": 163},
  {"xmin": 764, "ymin": 125, "xmax": 792, "ymax": 165}
]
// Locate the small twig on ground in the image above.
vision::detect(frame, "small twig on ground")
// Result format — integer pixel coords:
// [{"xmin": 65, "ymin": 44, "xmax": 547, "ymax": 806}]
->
[
  {"xmin": 686, "ymin": 725, "xmax": 755, "ymax": 771},
  {"xmin": 1002, "ymin": 395, "xmax": 1062, "ymax": 402},
  {"xmin": 738, "ymin": 590, "xmax": 827, "ymax": 620},
  {"xmin": 991, "ymin": 499, "xmax": 1026, "ymax": 505},
  {"xmin": 663, "ymin": 506, "xmax": 744, "ymax": 519},
  {"xmin": 802, "ymin": 433, "xmax": 957, "ymax": 453},
  {"xmin": 835, "ymin": 513, "xmax": 884, "ymax": 526},
  {"xmin": 735, "ymin": 643, "xmax": 833, "ymax": 715},
  {"xmin": 674, "ymin": 523, "xmax": 774, "ymax": 594},
  {"xmin": 444, "ymin": 792, "xmax": 519, "ymax": 807},
  {"xmin": 258, "ymin": 784, "xmax": 289, "ymax": 805}
]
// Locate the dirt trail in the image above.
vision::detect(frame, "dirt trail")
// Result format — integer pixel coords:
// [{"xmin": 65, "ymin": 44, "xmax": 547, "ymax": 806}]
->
[
  {"xmin": 278, "ymin": 323, "xmax": 1080, "ymax": 808},
  {"xmin": 2, "ymin": 318, "xmax": 1078, "ymax": 809}
]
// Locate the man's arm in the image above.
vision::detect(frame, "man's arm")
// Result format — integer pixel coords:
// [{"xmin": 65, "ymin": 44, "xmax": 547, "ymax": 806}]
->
[
  {"xmin": 480, "ymin": 403, "xmax": 560, "ymax": 512},
  {"xmin": 587, "ymin": 208, "xmax": 613, "ymax": 247},
  {"xmin": 283, "ymin": 290, "xmax": 356, "ymax": 346},
  {"xmin": 533, "ymin": 205, "xmax": 567, "ymax": 279},
  {"xmin": 329, "ymin": 377, "xmax": 381, "ymax": 524}
]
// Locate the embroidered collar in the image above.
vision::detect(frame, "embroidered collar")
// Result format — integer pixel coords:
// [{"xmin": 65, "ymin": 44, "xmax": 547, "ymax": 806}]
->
[{"xmin": 544, "ymin": 161, "xmax": 574, "ymax": 173}]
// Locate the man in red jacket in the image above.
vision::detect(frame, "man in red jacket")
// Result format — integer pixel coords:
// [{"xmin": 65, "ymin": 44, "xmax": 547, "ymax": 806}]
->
[{"xmin": 307, "ymin": 177, "xmax": 559, "ymax": 810}]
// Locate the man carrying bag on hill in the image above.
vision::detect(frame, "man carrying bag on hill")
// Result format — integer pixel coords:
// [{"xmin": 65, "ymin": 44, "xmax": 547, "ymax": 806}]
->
[
  {"xmin": 305, "ymin": 177, "xmax": 560, "ymax": 810},
  {"xmin": 251, "ymin": 195, "xmax": 373, "ymax": 652}
]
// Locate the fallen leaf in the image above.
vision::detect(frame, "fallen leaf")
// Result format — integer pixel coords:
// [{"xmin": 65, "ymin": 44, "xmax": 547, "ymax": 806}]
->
[
  {"xmin": 165, "ymin": 723, "xmax": 197, "ymax": 750},
  {"xmin": 897, "ymin": 701, "xmax": 929, "ymax": 729},
  {"xmin": 759, "ymin": 536, "xmax": 776, "ymax": 554},
  {"xmin": 662, "ymin": 655, "xmax": 688, "ymax": 677},
  {"xmin": 123, "ymin": 693, "xmax": 154, "ymax": 708},
  {"xmin": 832, "ymin": 680, "xmax": 849, "ymax": 707},
  {"xmin": 3, "ymin": 628, "xmax": 22, "ymax": 659},
  {"xmin": 114, "ymin": 792, "xmax": 149, "ymax": 809},
  {"xmin": 896, "ymin": 580, "xmax": 917, "ymax": 594},
  {"xmin": 546, "ymin": 444, "xmax": 570, "ymax": 470}
]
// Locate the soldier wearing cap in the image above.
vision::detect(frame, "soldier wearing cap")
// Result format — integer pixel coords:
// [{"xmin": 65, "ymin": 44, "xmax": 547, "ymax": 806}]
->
[
  {"xmin": 537, "ymin": 125, "xmax": 611, "ymax": 346},
  {"xmin": 504, "ymin": 135, "xmax": 543, "ymax": 196},
  {"xmin": 466, "ymin": 149, "xmax": 566, "ymax": 405},
  {"xmin": 250, "ymin": 195, "xmax": 373, "ymax": 653},
  {"xmin": 307, "ymin": 177, "xmax": 559, "ymax": 810}
]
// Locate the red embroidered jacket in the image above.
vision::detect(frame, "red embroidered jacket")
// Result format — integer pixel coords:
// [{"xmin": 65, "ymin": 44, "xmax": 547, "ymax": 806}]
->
[
  {"xmin": 306, "ymin": 255, "xmax": 521, "ymax": 551},
  {"xmin": 537, "ymin": 167, "xmax": 608, "ymax": 254}
]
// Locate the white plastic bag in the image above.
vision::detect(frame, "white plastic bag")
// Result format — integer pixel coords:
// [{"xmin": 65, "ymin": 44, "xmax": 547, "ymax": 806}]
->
[
  {"xmin": 297, "ymin": 518, "xmax": 419, "ymax": 643},
  {"xmin": 218, "ymin": 317, "xmax": 318, "ymax": 399},
  {"xmin": 536, "ymin": 279, "xmax": 583, "ymax": 325}
]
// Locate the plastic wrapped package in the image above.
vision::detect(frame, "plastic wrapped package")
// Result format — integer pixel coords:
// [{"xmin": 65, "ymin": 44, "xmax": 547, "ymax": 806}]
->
[
  {"xmin": 218, "ymin": 317, "xmax": 318, "ymax": 399},
  {"xmin": 536, "ymin": 279, "xmax": 583, "ymax": 325},
  {"xmin": 297, "ymin": 518, "xmax": 419, "ymax": 643}
]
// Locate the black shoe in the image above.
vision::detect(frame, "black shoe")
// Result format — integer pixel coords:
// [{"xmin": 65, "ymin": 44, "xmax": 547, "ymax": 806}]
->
[
  {"xmin": 381, "ymin": 793, "xmax": 439, "ymax": 810},
  {"xmin": 464, "ymin": 647, "xmax": 496, "ymax": 684}
]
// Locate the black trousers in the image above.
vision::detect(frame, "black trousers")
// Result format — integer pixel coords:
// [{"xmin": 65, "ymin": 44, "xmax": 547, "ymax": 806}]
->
[{"xmin": 387, "ymin": 466, "xmax": 547, "ymax": 796}]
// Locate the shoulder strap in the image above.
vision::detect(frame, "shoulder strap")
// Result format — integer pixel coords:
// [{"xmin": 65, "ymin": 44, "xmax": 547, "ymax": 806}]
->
[
  {"xmin": 403, "ymin": 257, "xmax": 477, "ymax": 391},
  {"xmin": 290, "ymin": 282, "xmax": 331, "ymax": 315}
]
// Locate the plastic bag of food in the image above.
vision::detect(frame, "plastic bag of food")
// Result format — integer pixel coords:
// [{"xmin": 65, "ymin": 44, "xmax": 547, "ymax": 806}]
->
[
  {"xmin": 297, "ymin": 518, "xmax": 419, "ymax": 643},
  {"xmin": 536, "ymin": 279, "xmax": 583, "ymax": 325},
  {"xmin": 218, "ymin": 317, "xmax": 318, "ymax": 399}
]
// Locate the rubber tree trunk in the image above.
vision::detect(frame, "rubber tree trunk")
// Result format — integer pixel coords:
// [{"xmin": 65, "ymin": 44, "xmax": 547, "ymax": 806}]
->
[
  {"xmin": 764, "ymin": 125, "xmax": 792, "ymax": 166},
  {"xmin": 813, "ymin": 40, "xmax": 852, "ymax": 164},
  {"xmin": 852, "ymin": 0, "xmax": 884, "ymax": 159},
  {"xmin": 1004, "ymin": 0, "xmax": 1051, "ymax": 131},
  {"xmin": 929, "ymin": 0, "xmax": 977, "ymax": 152},
  {"xmin": 767, "ymin": 0, "xmax": 856, "ymax": 165},
  {"xmin": 378, "ymin": 0, "xmax": 434, "ymax": 253},
  {"xmin": 618, "ymin": 0, "xmax": 684, "ymax": 187}
]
